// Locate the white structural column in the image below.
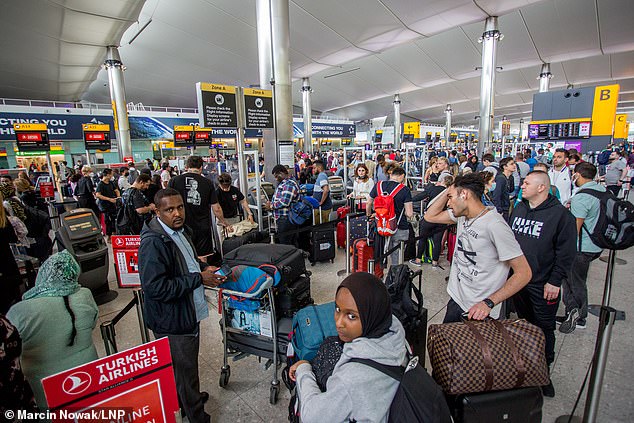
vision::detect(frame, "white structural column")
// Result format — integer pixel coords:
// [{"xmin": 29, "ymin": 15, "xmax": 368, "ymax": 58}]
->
[
  {"xmin": 445, "ymin": 104, "xmax": 453, "ymax": 144},
  {"xmin": 477, "ymin": 17, "xmax": 502, "ymax": 157},
  {"xmin": 539, "ymin": 63, "xmax": 552, "ymax": 93},
  {"xmin": 393, "ymin": 94, "xmax": 401, "ymax": 149},
  {"xmin": 104, "ymin": 46, "xmax": 132, "ymax": 161},
  {"xmin": 256, "ymin": 0, "xmax": 276, "ymax": 179},
  {"xmin": 302, "ymin": 77, "xmax": 312, "ymax": 154}
]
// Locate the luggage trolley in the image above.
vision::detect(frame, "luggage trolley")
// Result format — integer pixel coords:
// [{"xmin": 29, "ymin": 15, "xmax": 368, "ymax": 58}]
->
[{"xmin": 206, "ymin": 276, "xmax": 284, "ymax": 404}]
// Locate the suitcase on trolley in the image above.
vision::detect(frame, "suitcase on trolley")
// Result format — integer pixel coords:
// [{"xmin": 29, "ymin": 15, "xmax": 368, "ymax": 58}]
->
[
  {"xmin": 221, "ymin": 228, "xmax": 268, "ymax": 256},
  {"xmin": 275, "ymin": 275, "xmax": 313, "ymax": 318},
  {"xmin": 447, "ymin": 386, "xmax": 543, "ymax": 423},
  {"xmin": 223, "ymin": 244, "xmax": 308, "ymax": 286},
  {"xmin": 224, "ymin": 317, "xmax": 292, "ymax": 362},
  {"xmin": 351, "ymin": 238, "xmax": 383, "ymax": 278}
]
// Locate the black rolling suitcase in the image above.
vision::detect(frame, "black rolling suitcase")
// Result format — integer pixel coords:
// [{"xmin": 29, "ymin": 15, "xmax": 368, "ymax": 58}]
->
[
  {"xmin": 309, "ymin": 207, "xmax": 336, "ymax": 266},
  {"xmin": 224, "ymin": 243, "xmax": 309, "ymax": 285},
  {"xmin": 447, "ymin": 387, "xmax": 543, "ymax": 423},
  {"xmin": 275, "ymin": 275, "xmax": 313, "ymax": 318}
]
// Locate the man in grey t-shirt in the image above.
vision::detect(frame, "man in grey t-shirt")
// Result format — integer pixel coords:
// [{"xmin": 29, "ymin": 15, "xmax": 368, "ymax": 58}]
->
[
  {"xmin": 424, "ymin": 173, "xmax": 532, "ymax": 322},
  {"xmin": 604, "ymin": 151, "xmax": 627, "ymax": 197}
]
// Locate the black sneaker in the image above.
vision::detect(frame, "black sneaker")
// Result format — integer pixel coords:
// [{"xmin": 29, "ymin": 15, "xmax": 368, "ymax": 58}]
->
[
  {"xmin": 555, "ymin": 315, "xmax": 567, "ymax": 325},
  {"xmin": 576, "ymin": 319, "xmax": 587, "ymax": 329},
  {"xmin": 559, "ymin": 308, "xmax": 579, "ymax": 334},
  {"xmin": 541, "ymin": 380, "xmax": 555, "ymax": 398}
]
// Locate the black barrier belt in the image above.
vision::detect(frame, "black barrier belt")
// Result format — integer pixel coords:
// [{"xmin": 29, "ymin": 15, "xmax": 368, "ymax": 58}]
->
[
  {"xmin": 111, "ymin": 296, "xmax": 138, "ymax": 326},
  {"xmin": 372, "ymin": 223, "xmax": 453, "ymax": 262},
  {"xmin": 273, "ymin": 211, "xmax": 367, "ymax": 238}
]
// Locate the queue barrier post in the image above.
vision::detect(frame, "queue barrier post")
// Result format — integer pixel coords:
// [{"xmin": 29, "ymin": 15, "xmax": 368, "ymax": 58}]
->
[
  {"xmin": 134, "ymin": 289, "xmax": 151, "ymax": 344},
  {"xmin": 337, "ymin": 213, "xmax": 351, "ymax": 277},
  {"xmin": 399, "ymin": 240, "xmax": 406, "ymax": 265},
  {"xmin": 100, "ymin": 321, "xmax": 117, "ymax": 355},
  {"xmin": 368, "ymin": 259, "xmax": 375, "ymax": 275}
]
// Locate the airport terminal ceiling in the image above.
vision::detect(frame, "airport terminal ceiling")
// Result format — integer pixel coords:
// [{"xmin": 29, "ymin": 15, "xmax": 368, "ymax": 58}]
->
[{"xmin": 1, "ymin": 0, "xmax": 633, "ymax": 127}]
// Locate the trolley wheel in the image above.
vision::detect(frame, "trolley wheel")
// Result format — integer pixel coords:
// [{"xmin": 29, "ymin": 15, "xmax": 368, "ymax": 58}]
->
[
  {"xmin": 269, "ymin": 384, "xmax": 280, "ymax": 404},
  {"xmin": 219, "ymin": 366, "xmax": 231, "ymax": 388},
  {"xmin": 330, "ymin": 259, "xmax": 334, "ymax": 263},
  {"xmin": 311, "ymin": 262, "xmax": 315, "ymax": 266}
]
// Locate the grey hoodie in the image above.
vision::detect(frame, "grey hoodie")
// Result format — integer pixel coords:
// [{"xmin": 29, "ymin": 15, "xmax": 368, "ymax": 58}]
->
[{"xmin": 296, "ymin": 316, "xmax": 407, "ymax": 423}]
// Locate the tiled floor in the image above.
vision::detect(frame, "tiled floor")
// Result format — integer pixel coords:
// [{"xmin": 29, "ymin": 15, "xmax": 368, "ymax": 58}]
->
[{"xmin": 92, "ymin": 237, "xmax": 634, "ymax": 422}]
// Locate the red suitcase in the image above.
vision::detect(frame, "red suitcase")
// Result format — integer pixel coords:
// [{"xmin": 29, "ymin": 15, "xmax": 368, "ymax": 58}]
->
[
  {"xmin": 351, "ymin": 238, "xmax": 383, "ymax": 278},
  {"xmin": 447, "ymin": 225, "xmax": 457, "ymax": 263},
  {"xmin": 337, "ymin": 221, "xmax": 347, "ymax": 249},
  {"xmin": 337, "ymin": 205, "xmax": 350, "ymax": 219}
]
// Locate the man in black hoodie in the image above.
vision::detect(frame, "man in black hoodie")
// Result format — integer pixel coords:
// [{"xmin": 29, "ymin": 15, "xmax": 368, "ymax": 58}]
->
[{"xmin": 509, "ymin": 171, "xmax": 577, "ymax": 397}]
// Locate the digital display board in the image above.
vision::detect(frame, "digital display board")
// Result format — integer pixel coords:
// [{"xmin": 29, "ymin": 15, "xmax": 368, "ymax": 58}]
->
[
  {"xmin": 174, "ymin": 125, "xmax": 195, "ymax": 147},
  {"xmin": 374, "ymin": 132, "xmax": 382, "ymax": 143},
  {"xmin": 402, "ymin": 133, "xmax": 414, "ymax": 143},
  {"xmin": 83, "ymin": 124, "xmax": 111, "ymax": 151},
  {"xmin": 194, "ymin": 128, "xmax": 213, "ymax": 146},
  {"xmin": 528, "ymin": 121, "xmax": 592, "ymax": 140},
  {"xmin": 14, "ymin": 123, "xmax": 49, "ymax": 152}
]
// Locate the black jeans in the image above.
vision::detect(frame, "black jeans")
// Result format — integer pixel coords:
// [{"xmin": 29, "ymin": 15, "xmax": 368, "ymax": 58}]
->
[
  {"xmin": 562, "ymin": 251, "xmax": 602, "ymax": 319},
  {"xmin": 417, "ymin": 219, "xmax": 446, "ymax": 262},
  {"xmin": 154, "ymin": 332, "xmax": 209, "ymax": 423},
  {"xmin": 513, "ymin": 284, "xmax": 559, "ymax": 365},
  {"xmin": 276, "ymin": 215, "xmax": 297, "ymax": 246},
  {"xmin": 443, "ymin": 298, "xmax": 466, "ymax": 323}
]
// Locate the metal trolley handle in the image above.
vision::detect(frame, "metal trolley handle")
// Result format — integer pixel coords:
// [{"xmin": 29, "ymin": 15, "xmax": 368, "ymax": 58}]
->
[{"xmin": 204, "ymin": 277, "xmax": 274, "ymax": 299}]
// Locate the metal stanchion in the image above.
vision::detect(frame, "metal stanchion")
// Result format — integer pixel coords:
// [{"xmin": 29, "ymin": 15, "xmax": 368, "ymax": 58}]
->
[
  {"xmin": 399, "ymin": 240, "xmax": 406, "ymax": 264},
  {"xmin": 368, "ymin": 259, "xmax": 375, "ymax": 275},
  {"xmin": 337, "ymin": 213, "xmax": 351, "ymax": 277},
  {"xmin": 100, "ymin": 321, "xmax": 117, "ymax": 355},
  {"xmin": 270, "ymin": 232, "xmax": 276, "ymax": 244},
  {"xmin": 134, "ymin": 289, "xmax": 150, "ymax": 344},
  {"xmin": 556, "ymin": 249, "xmax": 626, "ymax": 423}
]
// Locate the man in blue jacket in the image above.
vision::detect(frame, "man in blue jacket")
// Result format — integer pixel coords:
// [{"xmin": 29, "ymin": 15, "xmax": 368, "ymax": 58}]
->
[{"xmin": 139, "ymin": 188, "xmax": 225, "ymax": 423}]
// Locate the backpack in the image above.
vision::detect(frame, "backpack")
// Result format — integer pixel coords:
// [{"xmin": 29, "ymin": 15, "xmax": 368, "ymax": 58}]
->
[
  {"xmin": 116, "ymin": 188, "xmax": 143, "ymax": 235},
  {"xmin": 220, "ymin": 264, "xmax": 281, "ymax": 312},
  {"xmin": 290, "ymin": 302, "xmax": 338, "ymax": 361},
  {"xmin": 374, "ymin": 181, "xmax": 405, "ymax": 236},
  {"xmin": 597, "ymin": 150, "xmax": 611, "ymax": 165},
  {"xmin": 384, "ymin": 264, "xmax": 426, "ymax": 356},
  {"xmin": 577, "ymin": 188, "xmax": 634, "ymax": 250},
  {"xmin": 288, "ymin": 195, "xmax": 320, "ymax": 226},
  {"xmin": 349, "ymin": 356, "xmax": 453, "ymax": 423},
  {"xmin": 23, "ymin": 203, "xmax": 51, "ymax": 238}
]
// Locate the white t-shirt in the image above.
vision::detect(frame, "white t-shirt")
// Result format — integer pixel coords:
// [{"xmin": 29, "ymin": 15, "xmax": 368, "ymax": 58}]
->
[
  {"xmin": 447, "ymin": 207, "xmax": 523, "ymax": 318},
  {"xmin": 548, "ymin": 166, "xmax": 572, "ymax": 205},
  {"xmin": 160, "ymin": 169, "xmax": 171, "ymax": 187}
]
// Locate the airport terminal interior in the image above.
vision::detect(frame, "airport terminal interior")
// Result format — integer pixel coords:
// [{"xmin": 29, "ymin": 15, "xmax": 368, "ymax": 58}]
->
[{"xmin": 1, "ymin": 0, "xmax": 634, "ymax": 422}]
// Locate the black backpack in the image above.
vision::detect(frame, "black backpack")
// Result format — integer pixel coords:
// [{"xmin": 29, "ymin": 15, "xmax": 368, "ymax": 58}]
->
[
  {"xmin": 384, "ymin": 264, "xmax": 423, "ymax": 330},
  {"xmin": 116, "ymin": 188, "xmax": 143, "ymax": 235},
  {"xmin": 24, "ymin": 203, "xmax": 51, "ymax": 238},
  {"xmin": 349, "ymin": 356, "xmax": 452, "ymax": 423},
  {"xmin": 577, "ymin": 188, "xmax": 634, "ymax": 250}
]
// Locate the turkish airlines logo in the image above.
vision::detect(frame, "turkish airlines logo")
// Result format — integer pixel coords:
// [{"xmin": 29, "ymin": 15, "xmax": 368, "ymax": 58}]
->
[
  {"xmin": 114, "ymin": 237, "xmax": 125, "ymax": 247},
  {"xmin": 62, "ymin": 372, "xmax": 92, "ymax": 395}
]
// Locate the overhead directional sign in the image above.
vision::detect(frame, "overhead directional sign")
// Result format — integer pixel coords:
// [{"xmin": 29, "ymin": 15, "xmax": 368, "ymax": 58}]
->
[
  {"xmin": 173, "ymin": 125, "xmax": 195, "ymax": 147},
  {"xmin": 243, "ymin": 88, "xmax": 274, "ymax": 129},
  {"xmin": 196, "ymin": 82, "xmax": 238, "ymax": 128},
  {"xmin": 14, "ymin": 123, "xmax": 50, "ymax": 152},
  {"xmin": 82, "ymin": 123, "xmax": 111, "ymax": 151}
]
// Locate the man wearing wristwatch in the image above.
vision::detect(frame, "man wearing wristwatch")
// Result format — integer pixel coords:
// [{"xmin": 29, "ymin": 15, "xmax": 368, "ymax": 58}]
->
[{"xmin": 424, "ymin": 173, "xmax": 532, "ymax": 323}]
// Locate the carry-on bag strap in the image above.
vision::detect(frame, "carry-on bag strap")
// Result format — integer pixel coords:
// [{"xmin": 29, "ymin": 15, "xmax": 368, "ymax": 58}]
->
[
  {"xmin": 490, "ymin": 320, "xmax": 527, "ymax": 387},
  {"xmin": 463, "ymin": 320, "xmax": 494, "ymax": 391},
  {"xmin": 348, "ymin": 358, "xmax": 405, "ymax": 381}
]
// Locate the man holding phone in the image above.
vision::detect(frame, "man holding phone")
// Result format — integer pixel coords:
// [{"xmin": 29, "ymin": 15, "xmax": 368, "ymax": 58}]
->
[{"xmin": 139, "ymin": 188, "xmax": 225, "ymax": 423}]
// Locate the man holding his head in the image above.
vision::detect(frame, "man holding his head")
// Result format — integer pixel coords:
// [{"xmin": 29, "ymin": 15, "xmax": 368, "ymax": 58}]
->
[
  {"xmin": 140, "ymin": 189, "xmax": 225, "ymax": 423},
  {"xmin": 509, "ymin": 171, "xmax": 577, "ymax": 397},
  {"xmin": 425, "ymin": 173, "xmax": 532, "ymax": 323}
]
